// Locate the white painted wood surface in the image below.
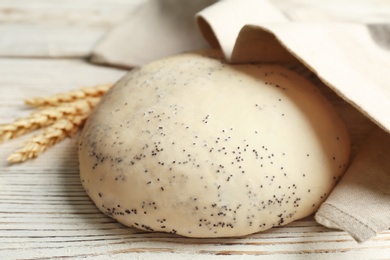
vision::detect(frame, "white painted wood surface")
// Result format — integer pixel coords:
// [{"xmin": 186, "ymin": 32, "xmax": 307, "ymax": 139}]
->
[
  {"xmin": 0, "ymin": 0, "xmax": 144, "ymax": 57},
  {"xmin": 0, "ymin": 1, "xmax": 390, "ymax": 259}
]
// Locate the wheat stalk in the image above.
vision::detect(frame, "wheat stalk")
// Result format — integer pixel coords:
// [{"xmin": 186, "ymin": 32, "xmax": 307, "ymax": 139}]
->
[
  {"xmin": 1, "ymin": 83, "xmax": 112, "ymax": 163},
  {"xmin": 7, "ymin": 114, "xmax": 88, "ymax": 163},
  {"xmin": 24, "ymin": 83, "xmax": 112, "ymax": 107},
  {"xmin": 0, "ymin": 97, "xmax": 100, "ymax": 142}
]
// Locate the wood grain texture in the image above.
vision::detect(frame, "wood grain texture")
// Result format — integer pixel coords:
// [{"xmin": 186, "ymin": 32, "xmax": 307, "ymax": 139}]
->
[
  {"xmin": 0, "ymin": 0, "xmax": 145, "ymax": 57},
  {"xmin": 0, "ymin": 58, "xmax": 389, "ymax": 259}
]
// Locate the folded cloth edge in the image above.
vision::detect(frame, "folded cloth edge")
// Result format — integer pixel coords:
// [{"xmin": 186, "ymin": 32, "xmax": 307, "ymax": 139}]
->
[
  {"xmin": 229, "ymin": 23, "xmax": 390, "ymax": 134},
  {"xmin": 315, "ymin": 203, "xmax": 376, "ymax": 243},
  {"xmin": 315, "ymin": 127, "xmax": 390, "ymax": 242}
]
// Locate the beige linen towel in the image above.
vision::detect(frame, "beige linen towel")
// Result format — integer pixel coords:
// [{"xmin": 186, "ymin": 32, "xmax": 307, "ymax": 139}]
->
[
  {"xmin": 90, "ymin": 0, "xmax": 216, "ymax": 67},
  {"xmin": 197, "ymin": 0, "xmax": 390, "ymax": 133},
  {"xmin": 315, "ymin": 128, "xmax": 390, "ymax": 242}
]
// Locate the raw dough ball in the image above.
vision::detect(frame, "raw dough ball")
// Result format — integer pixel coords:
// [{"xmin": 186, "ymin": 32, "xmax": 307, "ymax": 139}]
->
[{"xmin": 79, "ymin": 51, "xmax": 350, "ymax": 237}]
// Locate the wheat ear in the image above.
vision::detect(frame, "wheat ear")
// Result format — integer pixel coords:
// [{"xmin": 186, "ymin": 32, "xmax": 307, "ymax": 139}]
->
[
  {"xmin": 7, "ymin": 114, "xmax": 88, "ymax": 163},
  {"xmin": 24, "ymin": 83, "xmax": 112, "ymax": 107},
  {"xmin": 3, "ymin": 83, "xmax": 111, "ymax": 163},
  {"xmin": 0, "ymin": 97, "xmax": 100, "ymax": 142}
]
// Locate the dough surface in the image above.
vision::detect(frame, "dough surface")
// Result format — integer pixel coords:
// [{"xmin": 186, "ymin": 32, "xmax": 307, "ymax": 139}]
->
[{"xmin": 79, "ymin": 51, "xmax": 350, "ymax": 237}]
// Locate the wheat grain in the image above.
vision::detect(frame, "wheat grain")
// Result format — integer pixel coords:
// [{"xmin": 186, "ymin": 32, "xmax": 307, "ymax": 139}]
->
[
  {"xmin": 7, "ymin": 114, "xmax": 88, "ymax": 164},
  {"xmin": 3, "ymin": 83, "xmax": 110, "ymax": 163},
  {"xmin": 0, "ymin": 97, "xmax": 100, "ymax": 142},
  {"xmin": 24, "ymin": 83, "xmax": 112, "ymax": 107}
]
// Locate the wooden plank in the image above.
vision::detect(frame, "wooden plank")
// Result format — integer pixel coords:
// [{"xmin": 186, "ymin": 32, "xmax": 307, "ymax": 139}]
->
[
  {"xmin": 0, "ymin": 0, "xmax": 145, "ymax": 57},
  {"xmin": 0, "ymin": 58, "xmax": 389, "ymax": 259},
  {"xmin": 0, "ymin": 23, "xmax": 107, "ymax": 57}
]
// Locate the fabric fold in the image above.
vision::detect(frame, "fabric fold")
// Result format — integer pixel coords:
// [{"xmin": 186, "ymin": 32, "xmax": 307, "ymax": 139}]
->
[
  {"xmin": 197, "ymin": 5, "xmax": 390, "ymax": 133},
  {"xmin": 90, "ymin": 0, "xmax": 216, "ymax": 67},
  {"xmin": 196, "ymin": 0, "xmax": 287, "ymax": 60},
  {"xmin": 315, "ymin": 128, "xmax": 390, "ymax": 242}
]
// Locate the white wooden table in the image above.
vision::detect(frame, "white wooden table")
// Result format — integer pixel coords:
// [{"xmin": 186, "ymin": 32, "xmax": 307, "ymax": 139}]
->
[{"xmin": 1, "ymin": 1, "xmax": 390, "ymax": 259}]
